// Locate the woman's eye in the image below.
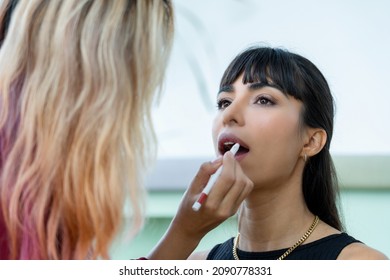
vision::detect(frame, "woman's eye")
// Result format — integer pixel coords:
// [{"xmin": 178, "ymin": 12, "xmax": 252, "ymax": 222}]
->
[
  {"xmin": 255, "ymin": 96, "xmax": 274, "ymax": 106},
  {"xmin": 216, "ymin": 99, "xmax": 231, "ymax": 110}
]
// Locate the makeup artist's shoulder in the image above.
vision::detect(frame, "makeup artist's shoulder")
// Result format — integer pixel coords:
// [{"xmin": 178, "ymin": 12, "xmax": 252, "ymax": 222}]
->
[
  {"xmin": 187, "ymin": 250, "xmax": 210, "ymax": 260},
  {"xmin": 337, "ymin": 243, "xmax": 388, "ymax": 260}
]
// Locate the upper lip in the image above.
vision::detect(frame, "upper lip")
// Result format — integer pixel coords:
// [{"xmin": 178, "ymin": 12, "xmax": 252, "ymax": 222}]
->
[{"xmin": 217, "ymin": 132, "xmax": 249, "ymax": 155}]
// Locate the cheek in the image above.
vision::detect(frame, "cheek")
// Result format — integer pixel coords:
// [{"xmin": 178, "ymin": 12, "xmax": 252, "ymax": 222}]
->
[
  {"xmin": 250, "ymin": 114, "xmax": 302, "ymax": 159},
  {"xmin": 259, "ymin": 111, "xmax": 300, "ymax": 138},
  {"xmin": 270, "ymin": 121, "xmax": 302, "ymax": 152}
]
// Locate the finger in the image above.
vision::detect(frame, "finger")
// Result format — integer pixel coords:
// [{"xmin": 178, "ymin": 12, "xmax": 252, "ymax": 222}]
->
[
  {"xmin": 187, "ymin": 157, "xmax": 222, "ymax": 195},
  {"xmin": 200, "ymin": 151, "xmax": 244, "ymax": 214},
  {"xmin": 219, "ymin": 163, "xmax": 253, "ymax": 214},
  {"xmin": 226, "ymin": 178, "xmax": 253, "ymax": 212},
  {"xmin": 204, "ymin": 151, "xmax": 237, "ymax": 205}
]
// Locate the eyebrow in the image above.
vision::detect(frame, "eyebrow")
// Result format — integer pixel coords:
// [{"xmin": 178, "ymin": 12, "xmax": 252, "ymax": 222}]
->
[
  {"xmin": 218, "ymin": 82, "xmax": 282, "ymax": 95},
  {"xmin": 249, "ymin": 82, "xmax": 285, "ymax": 92},
  {"xmin": 218, "ymin": 85, "xmax": 234, "ymax": 94}
]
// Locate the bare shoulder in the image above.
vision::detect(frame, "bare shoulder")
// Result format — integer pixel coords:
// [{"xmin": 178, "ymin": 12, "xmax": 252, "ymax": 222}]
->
[
  {"xmin": 337, "ymin": 242, "xmax": 389, "ymax": 260},
  {"xmin": 187, "ymin": 250, "xmax": 211, "ymax": 260}
]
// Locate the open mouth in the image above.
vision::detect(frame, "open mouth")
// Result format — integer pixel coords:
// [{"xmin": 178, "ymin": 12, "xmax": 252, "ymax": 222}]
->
[{"xmin": 219, "ymin": 141, "xmax": 250, "ymax": 156}]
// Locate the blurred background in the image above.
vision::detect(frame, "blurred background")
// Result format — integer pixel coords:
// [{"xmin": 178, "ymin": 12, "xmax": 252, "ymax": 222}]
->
[{"xmin": 111, "ymin": 0, "xmax": 390, "ymax": 259}]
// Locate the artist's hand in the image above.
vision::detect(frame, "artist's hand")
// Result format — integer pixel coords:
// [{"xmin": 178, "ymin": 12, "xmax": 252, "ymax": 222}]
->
[
  {"xmin": 175, "ymin": 150, "xmax": 253, "ymax": 235},
  {"xmin": 147, "ymin": 150, "xmax": 253, "ymax": 259}
]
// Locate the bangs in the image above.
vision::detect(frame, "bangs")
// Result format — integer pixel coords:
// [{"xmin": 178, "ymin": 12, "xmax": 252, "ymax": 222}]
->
[{"xmin": 220, "ymin": 47, "xmax": 305, "ymax": 100}]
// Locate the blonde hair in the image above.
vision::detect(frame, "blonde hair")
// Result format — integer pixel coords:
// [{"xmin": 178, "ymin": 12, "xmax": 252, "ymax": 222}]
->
[{"xmin": 0, "ymin": 0, "xmax": 173, "ymax": 259}]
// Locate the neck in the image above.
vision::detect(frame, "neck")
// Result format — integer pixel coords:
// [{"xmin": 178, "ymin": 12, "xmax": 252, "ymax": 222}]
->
[{"xmin": 237, "ymin": 181, "xmax": 315, "ymax": 252}]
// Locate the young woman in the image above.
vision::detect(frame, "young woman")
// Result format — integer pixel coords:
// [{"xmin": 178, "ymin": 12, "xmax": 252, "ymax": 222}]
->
[{"xmin": 189, "ymin": 46, "xmax": 388, "ymax": 260}]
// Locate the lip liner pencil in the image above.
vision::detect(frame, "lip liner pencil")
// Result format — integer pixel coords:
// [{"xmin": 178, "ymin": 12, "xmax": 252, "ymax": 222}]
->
[{"xmin": 192, "ymin": 143, "xmax": 240, "ymax": 211}]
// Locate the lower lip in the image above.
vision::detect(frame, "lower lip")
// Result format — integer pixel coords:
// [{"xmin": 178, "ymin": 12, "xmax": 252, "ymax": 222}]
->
[{"xmin": 234, "ymin": 152, "xmax": 248, "ymax": 161}]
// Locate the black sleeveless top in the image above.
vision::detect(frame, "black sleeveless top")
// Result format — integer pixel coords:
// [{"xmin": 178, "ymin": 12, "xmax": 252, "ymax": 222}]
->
[{"xmin": 207, "ymin": 233, "xmax": 361, "ymax": 260}]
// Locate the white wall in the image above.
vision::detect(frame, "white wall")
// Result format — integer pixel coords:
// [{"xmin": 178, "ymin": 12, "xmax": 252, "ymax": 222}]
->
[{"xmin": 153, "ymin": 0, "xmax": 390, "ymax": 158}]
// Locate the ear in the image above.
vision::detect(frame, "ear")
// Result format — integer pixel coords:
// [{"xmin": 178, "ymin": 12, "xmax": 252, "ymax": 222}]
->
[{"xmin": 301, "ymin": 128, "xmax": 327, "ymax": 160}]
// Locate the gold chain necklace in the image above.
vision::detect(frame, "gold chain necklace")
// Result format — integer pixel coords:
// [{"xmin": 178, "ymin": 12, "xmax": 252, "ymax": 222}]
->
[{"xmin": 233, "ymin": 215, "xmax": 319, "ymax": 260}]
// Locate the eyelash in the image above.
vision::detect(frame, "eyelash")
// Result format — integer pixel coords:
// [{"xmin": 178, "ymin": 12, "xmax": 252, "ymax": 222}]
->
[
  {"xmin": 216, "ymin": 96, "xmax": 275, "ymax": 110},
  {"xmin": 255, "ymin": 96, "xmax": 275, "ymax": 106},
  {"xmin": 216, "ymin": 98, "xmax": 231, "ymax": 110}
]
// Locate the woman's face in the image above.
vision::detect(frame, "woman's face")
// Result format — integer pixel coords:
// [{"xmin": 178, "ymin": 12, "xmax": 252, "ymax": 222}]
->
[{"xmin": 212, "ymin": 75, "xmax": 306, "ymax": 188}]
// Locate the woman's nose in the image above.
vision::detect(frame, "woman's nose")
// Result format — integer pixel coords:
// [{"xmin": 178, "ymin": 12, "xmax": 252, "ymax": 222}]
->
[{"xmin": 221, "ymin": 99, "xmax": 245, "ymax": 127}]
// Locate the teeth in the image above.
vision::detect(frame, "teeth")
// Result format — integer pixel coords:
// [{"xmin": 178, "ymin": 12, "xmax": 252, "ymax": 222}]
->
[{"xmin": 223, "ymin": 142, "xmax": 235, "ymax": 150}]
